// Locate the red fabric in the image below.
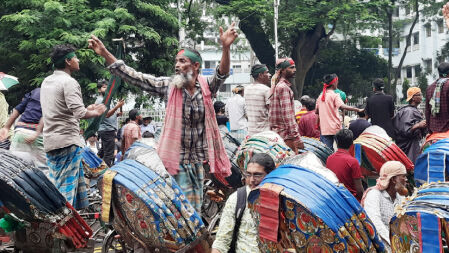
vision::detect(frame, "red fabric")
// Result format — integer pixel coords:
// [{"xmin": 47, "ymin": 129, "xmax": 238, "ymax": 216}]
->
[
  {"xmin": 425, "ymin": 79, "xmax": 449, "ymax": 134},
  {"xmin": 326, "ymin": 149, "xmax": 363, "ymax": 199},
  {"xmin": 321, "ymin": 77, "xmax": 338, "ymax": 101},
  {"xmin": 123, "ymin": 121, "xmax": 141, "ymax": 152},
  {"xmin": 258, "ymin": 186, "xmax": 280, "ymax": 242},
  {"xmin": 298, "ymin": 110, "xmax": 320, "ymax": 138}
]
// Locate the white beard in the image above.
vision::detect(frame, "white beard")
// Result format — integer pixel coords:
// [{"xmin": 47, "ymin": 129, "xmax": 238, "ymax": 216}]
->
[{"xmin": 171, "ymin": 70, "xmax": 194, "ymax": 89}]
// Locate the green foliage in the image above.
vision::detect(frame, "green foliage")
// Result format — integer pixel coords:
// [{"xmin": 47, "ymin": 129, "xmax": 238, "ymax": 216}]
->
[
  {"xmin": 417, "ymin": 72, "xmax": 428, "ymax": 93},
  {"xmin": 0, "ymin": 0, "xmax": 179, "ymax": 108},
  {"xmin": 402, "ymin": 78, "xmax": 410, "ymax": 102},
  {"xmin": 303, "ymin": 41, "xmax": 388, "ymax": 100}
]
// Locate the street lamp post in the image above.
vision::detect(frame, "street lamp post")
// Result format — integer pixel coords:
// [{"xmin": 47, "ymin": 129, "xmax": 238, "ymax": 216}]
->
[{"xmin": 274, "ymin": 0, "xmax": 279, "ymax": 60}]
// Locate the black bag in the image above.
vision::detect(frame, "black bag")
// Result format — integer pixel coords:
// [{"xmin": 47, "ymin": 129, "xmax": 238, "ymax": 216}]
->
[{"xmin": 228, "ymin": 186, "xmax": 247, "ymax": 253}]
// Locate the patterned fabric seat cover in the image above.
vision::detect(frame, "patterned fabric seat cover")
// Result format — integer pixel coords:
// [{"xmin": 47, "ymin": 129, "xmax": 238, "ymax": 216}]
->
[
  {"xmin": 0, "ymin": 150, "xmax": 92, "ymax": 248},
  {"xmin": 390, "ymin": 182, "xmax": 449, "ymax": 253},
  {"xmin": 349, "ymin": 126, "xmax": 414, "ymax": 174},
  {"xmin": 414, "ymin": 138, "xmax": 449, "ymax": 187},
  {"xmin": 100, "ymin": 141, "xmax": 209, "ymax": 252},
  {"xmin": 248, "ymin": 164, "xmax": 385, "ymax": 252}
]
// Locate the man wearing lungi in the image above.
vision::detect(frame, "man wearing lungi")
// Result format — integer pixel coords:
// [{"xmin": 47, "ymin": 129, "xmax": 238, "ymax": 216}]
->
[
  {"xmin": 88, "ymin": 24, "xmax": 237, "ymax": 212},
  {"xmin": 0, "ymin": 88, "xmax": 46, "ymax": 168},
  {"xmin": 41, "ymin": 44, "xmax": 106, "ymax": 209}
]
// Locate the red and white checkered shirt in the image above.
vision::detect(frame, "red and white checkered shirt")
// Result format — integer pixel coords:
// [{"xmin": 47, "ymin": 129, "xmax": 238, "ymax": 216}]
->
[{"xmin": 269, "ymin": 78, "xmax": 300, "ymax": 141}]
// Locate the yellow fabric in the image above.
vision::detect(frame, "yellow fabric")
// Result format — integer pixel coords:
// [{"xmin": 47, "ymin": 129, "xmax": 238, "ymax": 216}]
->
[{"xmin": 101, "ymin": 170, "xmax": 117, "ymax": 223}]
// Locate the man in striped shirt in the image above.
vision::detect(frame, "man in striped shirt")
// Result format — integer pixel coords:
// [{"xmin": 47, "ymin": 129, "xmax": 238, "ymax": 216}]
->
[{"xmin": 244, "ymin": 64, "xmax": 271, "ymax": 136}]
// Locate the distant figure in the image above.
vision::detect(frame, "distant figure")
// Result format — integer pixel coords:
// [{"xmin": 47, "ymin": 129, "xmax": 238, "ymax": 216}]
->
[
  {"xmin": 295, "ymin": 95, "xmax": 310, "ymax": 124},
  {"xmin": 245, "ymin": 64, "xmax": 271, "ymax": 136},
  {"xmin": 141, "ymin": 131, "xmax": 156, "ymax": 147},
  {"xmin": 214, "ymin": 101, "xmax": 229, "ymax": 133},
  {"xmin": 140, "ymin": 116, "xmax": 156, "ymax": 135},
  {"xmin": 365, "ymin": 78, "xmax": 395, "ymax": 139},
  {"xmin": 226, "ymin": 85, "xmax": 247, "ymax": 142},
  {"xmin": 394, "ymin": 87, "xmax": 427, "ymax": 163},
  {"xmin": 122, "ymin": 109, "xmax": 142, "ymax": 157},
  {"xmin": 316, "ymin": 73, "xmax": 362, "ymax": 151},
  {"xmin": 349, "ymin": 104, "xmax": 371, "ymax": 140},
  {"xmin": 326, "ymin": 129, "xmax": 364, "ymax": 201},
  {"xmin": 95, "ymin": 80, "xmax": 124, "ymax": 167},
  {"xmin": 298, "ymin": 98, "xmax": 320, "ymax": 139},
  {"xmin": 86, "ymin": 134, "xmax": 100, "ymax": 154}
]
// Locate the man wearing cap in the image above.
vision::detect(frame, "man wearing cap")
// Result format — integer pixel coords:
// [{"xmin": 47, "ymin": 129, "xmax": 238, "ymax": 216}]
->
[
  {"xmin": 269, "ymin": 58, "xmax": 304, "ymax": 153},
  {"xmin": 40, "ymin": 44, "xmax": 106, "ymax": 209},
  {"xmin": 362, "ymin": 161, "xmax": 408, "ymax": 252},
  {"xmin": 393, "ymin": 87, "xmax": 426, "ymax": 163},
  {"xmin": 365, "ymin": 78, "xmax": 396, "ymax": 139},
  {"xmin": 226, "ymin": 85, "xmax": 247, "ymax": 142},
  {"xmin": 88, "ymin": 24, "xmax": 237, "ymax": 212},
  {"xmin": 316, "ymin": 74, "xmax": 362, "ymax": 151},
  {"xmin": 140, "ymin": 116, "xmax": 156, "ymax": 135},
  {"xmin": 245, "ymin": 64, "xmax": 271, "ymax": 136}
]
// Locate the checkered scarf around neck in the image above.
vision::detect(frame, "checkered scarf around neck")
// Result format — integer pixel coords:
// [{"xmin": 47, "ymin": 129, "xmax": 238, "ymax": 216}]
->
[
  {"xmin": 430, "ymin": 77, "xmax": 449, "ymax": 116},
  {"xmin": 236, "ymin": 131, "xmax": 294, "ymax": 172},
  {"xmin": 157, "ymin": 75, "xmax": 231, "ymax": 185},
  {"xmin": 321, "ymin": 76, "xmax": 338, "ymax": 101}
]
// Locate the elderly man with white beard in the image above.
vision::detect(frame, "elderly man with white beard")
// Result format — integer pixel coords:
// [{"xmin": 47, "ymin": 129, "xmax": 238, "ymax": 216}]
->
[{"xmin": 88, "ymin": 24, "xmax": 238, "ymax": 212}]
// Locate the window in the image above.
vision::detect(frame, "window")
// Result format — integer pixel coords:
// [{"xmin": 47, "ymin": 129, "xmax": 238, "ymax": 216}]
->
[
  {"xmin": 393, "ymin": 7, "xmax": 399, "ymax": 17},
  {"xmin": 205, "ymin": 61, "xmax": 216, "ymax": 69},
  {"xmin": 425, "ymin": 24, "xmax": 431, "ymax": 37},
  {"xmin": 415, "ymin": 65, "xmax": 421, "ymax": 76},
  {"xmin": 405, "ymin": 5, "xmax": 410, "ymax": 15},
  {"xmin": 413, "ymin": 32, "xmax": 419, "ymax": 45},
  {"xmin": 438, "ymin": 20, "xmax": 445, "ymax": 33},
  {"xmin": 406, "ymin": 67, "xmax": 413, "ymax": 78},
  {"xmin": 232, "ymin": 65, "xmax": 241, "ymax": 69},
  {"xmin": 424, "ymin": 59, "xmax": 432, "ymax": 73},
  {"xmin": 406, "ymin": 36, "xmax": 411, "ymax": 46}
]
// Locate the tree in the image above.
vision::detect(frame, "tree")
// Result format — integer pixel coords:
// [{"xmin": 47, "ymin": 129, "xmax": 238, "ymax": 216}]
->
[
  {"xmin": 303, "ymin": 41, "xmax": 388, "ymax": 100},
  {"xmin": 214, "ymin": 0, "xmax": 381, "ymax": 98},
  {"xmin": 0, "ymin": 0, "xmax": 179, "ymax": 108}
]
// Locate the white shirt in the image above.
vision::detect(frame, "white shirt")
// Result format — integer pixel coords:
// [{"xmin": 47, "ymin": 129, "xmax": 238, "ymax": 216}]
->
[
  {"xmin": 225, "ymin": 94, "xmax": 247, "ymax": 131},
  {"xmin": 244, "ymin": 83, "xmax": 270, "ymax": 136},
  {"xmin": 140, "ymin": 123, "xmax": 156, "ymax": 134},
  {"xmin": 364, "ymin": 188, "xmax": 404, "ymax": 249}
]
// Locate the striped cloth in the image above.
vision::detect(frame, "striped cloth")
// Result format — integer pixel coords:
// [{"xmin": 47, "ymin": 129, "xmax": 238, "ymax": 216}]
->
[{"xmin": 46, "ymin": 145, "xmax": 88, "ymax": 209}]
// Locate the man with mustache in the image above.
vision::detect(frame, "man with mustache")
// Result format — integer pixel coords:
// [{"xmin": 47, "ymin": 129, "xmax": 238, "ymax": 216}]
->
[
  {"xmin": 88, "ymin": 24, "xmax": 238, "ymax": 212},
  {"xmin": 361, "ymin": 161, "xmax": 408, "ymax": 252}
]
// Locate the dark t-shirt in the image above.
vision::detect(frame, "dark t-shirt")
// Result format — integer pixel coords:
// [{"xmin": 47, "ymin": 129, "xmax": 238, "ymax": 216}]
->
[
  {"xmin": 349, "ymin": 118, "xmax": 371, "ymax": 140},
  {"xmin": 326, "ymin": 149, "xmax": 363, "ymax": 200},
  {"xmin": 15, "ymin": 88, "xmax": 42, "ymax": 124},
  {"xmin": 365, "ymin": 92, "xmax": 395, "ymax": 139}
]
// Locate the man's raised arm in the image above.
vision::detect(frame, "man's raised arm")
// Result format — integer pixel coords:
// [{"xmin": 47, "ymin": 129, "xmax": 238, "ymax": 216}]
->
[{"xmin": 218, "ymin": 22, "xmax": 238, "ymax": 75}]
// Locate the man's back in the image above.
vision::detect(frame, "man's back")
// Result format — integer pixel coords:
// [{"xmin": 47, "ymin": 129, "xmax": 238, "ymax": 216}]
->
[
  {"xmin": 349, "ymin": 119, "xmax": 371, "ymax": 140},
  {"xmin": 326, "ymin": 149, "xmax": 362, "ymax": 199},
  {"xmin": 40, "ymin": 70, "xmax": 87, "ymax": 152},
  {"xmin": 226, "ymin": 95, "xmax": 247, "ymax": 131},
  {"xmin": 123, "ymin": 121, "xmax": 141, "ymax": 152},
  {"xmin": 426, "ymin": 78, "xmax": 449, "ymax": 133},
  {"xmin": 298, "ymin": 111, "xmax": 319, "ymax": 138},
  {"xmin": 244, "ymin": 83, "xmax": 270, "ymax": 136},
  {"xmin": 366, "ymin": 92, "xmax": 395, "ymax": 139}
]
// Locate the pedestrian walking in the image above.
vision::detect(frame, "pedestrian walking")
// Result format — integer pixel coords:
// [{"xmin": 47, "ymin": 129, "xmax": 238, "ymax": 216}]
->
[{"xmin": 226, "ymin": 85, "xmax": 247, "ymax": 142}]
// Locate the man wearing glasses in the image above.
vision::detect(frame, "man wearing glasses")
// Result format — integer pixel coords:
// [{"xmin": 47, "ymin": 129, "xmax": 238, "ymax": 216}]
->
[
  {"xmin": 393, "ymin": 87, "xmax": 426, "ymax": 163},
  {"xmin": 212, "ymin": 153, "xmax": 275, "ymax": 253}
]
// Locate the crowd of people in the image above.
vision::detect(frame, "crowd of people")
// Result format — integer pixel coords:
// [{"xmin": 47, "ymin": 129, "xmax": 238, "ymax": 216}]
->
[{"xmin": 0, "ymin": 19, "xmax": 448, "ymax": 252}]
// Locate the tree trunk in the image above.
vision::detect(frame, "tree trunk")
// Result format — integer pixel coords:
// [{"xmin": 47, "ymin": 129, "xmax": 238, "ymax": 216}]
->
[
  {"xmin": 291, "ymin": 25, "xmax": 327, "ymax": 98},
  {"xmin": 239, "ymin": 16, "xmax": 276, "ymax": 71},
  {"xmin": 392, "ymin": 0, "xmax": 419, "ymax": 99},
  {"xmin": 386, "ymin": 2, "xmax": 394, "ymax": 94}
]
